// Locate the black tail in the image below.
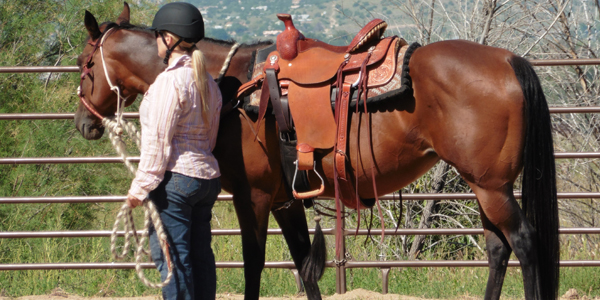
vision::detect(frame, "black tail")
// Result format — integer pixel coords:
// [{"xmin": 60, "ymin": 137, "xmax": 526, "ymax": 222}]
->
[
  {"xmin": 510, "ymin": 55, "xmax": 559, "ymax": 300},
  {"xmin": 300, "ymin": 217, "xmax": 326, "ymax": 284}
]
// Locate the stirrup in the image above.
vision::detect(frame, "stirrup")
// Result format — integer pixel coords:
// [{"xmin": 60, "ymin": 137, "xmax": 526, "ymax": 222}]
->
[{"xmin": 292, "ymin": 160, "xmax": 325, "ymax": 199}]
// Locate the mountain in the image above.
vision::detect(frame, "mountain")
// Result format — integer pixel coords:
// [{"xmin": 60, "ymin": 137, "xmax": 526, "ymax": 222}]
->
[{"xmin": 182, "ymin": 0, "xmax": 401, "ymax": 45}]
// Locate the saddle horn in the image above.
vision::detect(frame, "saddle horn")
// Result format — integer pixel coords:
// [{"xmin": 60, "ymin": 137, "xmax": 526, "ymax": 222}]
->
[{"xmin": 276, "ymin": 14, "xmax": 305, "ymax": 60}]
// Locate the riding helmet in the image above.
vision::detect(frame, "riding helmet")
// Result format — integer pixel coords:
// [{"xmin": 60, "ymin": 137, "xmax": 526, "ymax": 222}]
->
[{"xmin": 151, "ymin": 2, "xmax": 205, "ymax": 43}]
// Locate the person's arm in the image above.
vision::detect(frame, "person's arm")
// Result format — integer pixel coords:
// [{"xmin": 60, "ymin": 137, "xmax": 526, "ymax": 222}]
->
[{"xmin": 128, "ymin": 74, "xmax": 181, "ymax": 205}]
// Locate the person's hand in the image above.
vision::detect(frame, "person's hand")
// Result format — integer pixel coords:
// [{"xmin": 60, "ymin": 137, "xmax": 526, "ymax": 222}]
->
[{"xmin": 126, "ymin": 193, "xmax": 143, "ymax": 209}]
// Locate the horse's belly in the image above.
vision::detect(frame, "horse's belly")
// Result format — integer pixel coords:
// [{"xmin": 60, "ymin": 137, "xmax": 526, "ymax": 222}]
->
[{"xmin": 315, "ymin": 110, "xmax": 439, "ymax": 199}]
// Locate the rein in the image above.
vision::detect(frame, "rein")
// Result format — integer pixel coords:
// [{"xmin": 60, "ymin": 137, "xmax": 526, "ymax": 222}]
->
[{"xmin": 77, "ymin": 25, "xmax": 241, "ymax": 289}]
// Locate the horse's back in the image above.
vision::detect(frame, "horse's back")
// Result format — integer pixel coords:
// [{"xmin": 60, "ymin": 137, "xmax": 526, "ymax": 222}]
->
[{"xmin": 408, "ymin": 40, "xmax": 526, "ymax": 187}]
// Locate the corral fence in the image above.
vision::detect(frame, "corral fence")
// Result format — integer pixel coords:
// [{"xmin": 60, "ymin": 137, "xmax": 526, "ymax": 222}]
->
[{"xmin": 1, "ymin": 58, "xmax": 600, "ymax": 295}]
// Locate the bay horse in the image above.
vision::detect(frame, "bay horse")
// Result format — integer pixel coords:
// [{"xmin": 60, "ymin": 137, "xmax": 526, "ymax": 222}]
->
[{"xmin": 74, "ymin": 3, "xmax": 559, "ymax": 300}]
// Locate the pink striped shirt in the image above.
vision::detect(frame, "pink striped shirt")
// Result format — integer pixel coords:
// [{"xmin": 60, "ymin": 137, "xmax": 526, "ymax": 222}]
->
[{"xmin": 128, "ymin": 55, "xmax": 222, "ymax": 200}]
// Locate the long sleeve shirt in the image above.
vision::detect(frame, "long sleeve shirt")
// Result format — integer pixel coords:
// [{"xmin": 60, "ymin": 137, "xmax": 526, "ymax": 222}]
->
[{"xmin": 128, "ymin": 55, "xmax": 222, "ymax": 200}]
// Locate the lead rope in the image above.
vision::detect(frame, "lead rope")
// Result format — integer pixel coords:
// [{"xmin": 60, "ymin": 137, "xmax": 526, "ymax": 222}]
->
[
  {"xmin": 105, "ymin": 116, "xmax": 175, "ymax": 288},
  {"xmin": 96, "ymin": 28, "xmax": 173, "ymax": 288},
  {"xmin": 105, "ymin": 114, "xmax": 175, "ymax": 289},
  {"xmin": 215, "ymin": 43, "xmax": 241, "ymax": 84}
]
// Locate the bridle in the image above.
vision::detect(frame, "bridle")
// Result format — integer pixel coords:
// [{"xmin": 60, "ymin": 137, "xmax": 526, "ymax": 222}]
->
[{"xmin": 78, "ymin": 24, "xmax": 129, "ymax": 128}]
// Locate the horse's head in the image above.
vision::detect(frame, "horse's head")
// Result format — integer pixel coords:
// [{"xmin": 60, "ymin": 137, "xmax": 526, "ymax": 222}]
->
[{"xmin": 75, "ymin": 2, "xmax": 163, "ymax": 140}]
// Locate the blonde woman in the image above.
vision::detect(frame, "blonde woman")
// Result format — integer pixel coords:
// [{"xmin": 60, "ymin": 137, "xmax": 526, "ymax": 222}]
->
[{"xmin": 126, "ymin": 2, "xmax": 222, "ymax": 299}]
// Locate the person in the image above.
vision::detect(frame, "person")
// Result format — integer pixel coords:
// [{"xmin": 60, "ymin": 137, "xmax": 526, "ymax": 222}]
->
[{"xmin": 126, "ymin": 2, "xmax": 222, "ymax": 300}]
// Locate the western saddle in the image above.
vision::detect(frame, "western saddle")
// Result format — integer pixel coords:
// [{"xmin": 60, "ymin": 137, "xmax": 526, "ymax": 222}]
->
[{"xmin": 238, "ymin": 14, "xmax": 407, "ymax": 210}]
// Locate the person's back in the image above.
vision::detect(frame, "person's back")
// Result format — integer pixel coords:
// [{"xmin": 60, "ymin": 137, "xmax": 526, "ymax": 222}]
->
[{"xmin": 126, "ymin": 2, "xmax": 222, "ymax": 299}]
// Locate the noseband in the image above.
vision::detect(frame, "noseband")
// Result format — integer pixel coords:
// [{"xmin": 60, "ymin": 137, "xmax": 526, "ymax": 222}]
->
[{"xmin": 78, "ymin": 24, "xmax": 129, "ymax": 123}]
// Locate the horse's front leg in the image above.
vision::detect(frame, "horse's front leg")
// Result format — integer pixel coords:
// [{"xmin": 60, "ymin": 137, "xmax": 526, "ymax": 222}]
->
[
  {"xmin": 232, "ymin": 187, "xmax": 273, "ymax": 300},
  {"xmin": 272, "ymin": 199, "xmax": 323, "ymax": 300}
]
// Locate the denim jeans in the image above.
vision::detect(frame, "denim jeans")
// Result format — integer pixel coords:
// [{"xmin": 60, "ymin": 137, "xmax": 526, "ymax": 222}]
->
[{"xmin": 148, "ymin": 171, "xmax": 221, "ymax": 300}]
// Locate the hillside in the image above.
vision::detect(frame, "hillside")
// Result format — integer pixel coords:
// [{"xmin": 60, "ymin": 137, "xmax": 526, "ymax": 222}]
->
[{"xmin": 185, "ymin": 0, "xmax": 405, "ymax": 45}]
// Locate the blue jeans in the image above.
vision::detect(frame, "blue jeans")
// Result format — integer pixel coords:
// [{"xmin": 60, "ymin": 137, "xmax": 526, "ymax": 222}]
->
[{"xmin": 148, "ymin": 171, "xmax": 221, "ymax": 300}]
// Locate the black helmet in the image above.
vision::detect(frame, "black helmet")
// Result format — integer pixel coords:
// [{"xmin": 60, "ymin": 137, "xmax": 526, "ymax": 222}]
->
[{"xmin": 151, "ymin": 2, "xmax": 205, "ymax": 43}]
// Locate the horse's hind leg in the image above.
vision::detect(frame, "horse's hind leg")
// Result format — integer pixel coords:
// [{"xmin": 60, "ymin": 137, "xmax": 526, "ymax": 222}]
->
[
  {"xmin": 478, "ymin": 207, "xmax": 512, "ymax": 300},
  {"xmin": 469, "ymin": 185, "xmax": 539, "ymax": 300},
  {"xmin": 272, "ymin": 200, "xmax": 322, "ymax": 300}
]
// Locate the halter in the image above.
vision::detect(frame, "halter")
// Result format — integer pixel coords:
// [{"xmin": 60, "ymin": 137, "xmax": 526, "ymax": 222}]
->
[{"xmin": 78, "ymin": 24, "xmax": 129, "ymax": 131}]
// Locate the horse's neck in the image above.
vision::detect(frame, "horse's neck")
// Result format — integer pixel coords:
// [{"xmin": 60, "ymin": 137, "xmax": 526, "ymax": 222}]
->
[
  {"xmin": 118, "ymin": 30, "xmax": 165, "ymax": 90},
  {"xmin": 197, "ymin": 40, "xmax": 267, "ymax": 83},
  {"xmin": 197, "ymin": 41, "xmax": 235, "ymax": 77}
]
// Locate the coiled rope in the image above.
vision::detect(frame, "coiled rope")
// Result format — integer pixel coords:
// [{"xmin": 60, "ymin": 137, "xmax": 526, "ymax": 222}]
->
[
  {"xmin": 95, "ymin": 28, "xmax": 173, "ymax": 288},
  {"xmin": 105, "ymin": 115, "xmax": 174, "ymax": 288}
]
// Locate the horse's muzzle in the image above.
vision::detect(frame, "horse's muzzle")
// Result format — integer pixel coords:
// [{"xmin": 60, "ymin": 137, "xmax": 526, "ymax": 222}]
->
[{"xmin": 74, "ymin": 103, "xmax": 105, "ymax": 140}]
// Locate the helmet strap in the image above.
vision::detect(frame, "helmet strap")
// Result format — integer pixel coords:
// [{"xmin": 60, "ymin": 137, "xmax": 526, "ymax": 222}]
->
[{"xmin": 161, "ymin": 35, "xmax": 184, "ymax": 65}]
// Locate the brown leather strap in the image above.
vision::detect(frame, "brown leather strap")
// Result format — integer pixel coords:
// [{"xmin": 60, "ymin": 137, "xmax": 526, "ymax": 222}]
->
[
  {"xmin": 254, "ymin": 72, "xmax": 271, "ymax": 137},
  {"xmin": 266, "ymin": 68, "xmax": 292, "ymax": 133},
  {"xmin": 335, "ymin": 83, "xmax": 352, "ymax": 181},
  {"xmin": 297, "ymin": 143, "xmax": 314, "ymax": 171},
  {"xmin": 334, "ymin": 83, "xmax": 360, "ymax": 208},
  {"xmin": 236, "ymin": 73, "xmax": 263, "ymax": 99}
]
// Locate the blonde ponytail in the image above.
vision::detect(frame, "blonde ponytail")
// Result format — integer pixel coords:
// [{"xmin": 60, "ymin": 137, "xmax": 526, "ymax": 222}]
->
[
  {"xmin": 191, "ymin": 48, "xmax": 210, "ymax": 124},
  {"xmin": 166, "ymin": 32, "xmax": 212, "ymax": 124}
]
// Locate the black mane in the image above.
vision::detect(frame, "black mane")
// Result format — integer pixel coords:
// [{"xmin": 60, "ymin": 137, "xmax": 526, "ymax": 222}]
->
[{"xmin": 202, "ymin": 37, "xmax": 273, "ymax": 48}]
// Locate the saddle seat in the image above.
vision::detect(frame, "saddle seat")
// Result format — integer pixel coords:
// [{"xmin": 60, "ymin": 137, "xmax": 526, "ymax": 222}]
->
[{"xmin": 276, "ymin": 13, "xmax": 388, "ymax": 60}]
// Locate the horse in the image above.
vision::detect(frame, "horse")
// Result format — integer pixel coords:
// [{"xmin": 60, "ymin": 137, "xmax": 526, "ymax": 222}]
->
[{"xmin": 74, "ymin": 3, "xmax": 559, "ymax": 300}]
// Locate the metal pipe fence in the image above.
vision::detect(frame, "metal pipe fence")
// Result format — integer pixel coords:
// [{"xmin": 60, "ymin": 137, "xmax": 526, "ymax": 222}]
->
[{"xmin": 1, "ymin": 58, "xmax": 599, "ymax": 295}]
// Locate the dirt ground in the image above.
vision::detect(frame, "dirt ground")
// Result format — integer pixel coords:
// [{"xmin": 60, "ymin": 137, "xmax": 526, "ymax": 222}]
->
[
  {"xmin": 0, "ymin": 289, "xmax": 466, "ymax": 300},
  {"xmin": 0, "ymin": 288, "xmax": 595, "ymax": 300}
]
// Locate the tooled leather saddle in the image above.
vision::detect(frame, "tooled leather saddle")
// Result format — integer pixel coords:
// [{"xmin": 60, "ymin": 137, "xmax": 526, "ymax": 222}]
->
[{"xmin": 238, "ymin": 14, "xmax": 409, "ymax": 210}]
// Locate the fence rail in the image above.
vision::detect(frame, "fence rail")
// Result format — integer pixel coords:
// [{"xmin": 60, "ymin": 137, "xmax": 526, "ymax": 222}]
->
[
  {"xmin": 3, "ymin": 192, "xmax": 600, "ymax": 204},
  {"xmin": 2, "ymin": 59, "xmax": 600, "ymax": 295}
]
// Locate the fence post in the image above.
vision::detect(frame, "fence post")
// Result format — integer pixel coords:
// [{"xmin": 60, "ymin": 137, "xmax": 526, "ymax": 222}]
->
[
  {"xmin": 335, "ymin": 203, "xmax": 347, "ymax": 294},
  {"xmin": 289, "ymin": 268, "xmax": 303, "ymax": 294},
  {"xmin": 380, "ymin": 267, "xmax": 391, "ymax": 294}
]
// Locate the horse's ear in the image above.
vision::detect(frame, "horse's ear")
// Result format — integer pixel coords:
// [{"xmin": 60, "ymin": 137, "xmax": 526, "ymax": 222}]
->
[
  {"xmin": 116, "ymin": 2, "xmax": 131, "ymax": 26},
  {"xmin": 84, "ymin": 10, "xmax": 101, "ymax": 40}
]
